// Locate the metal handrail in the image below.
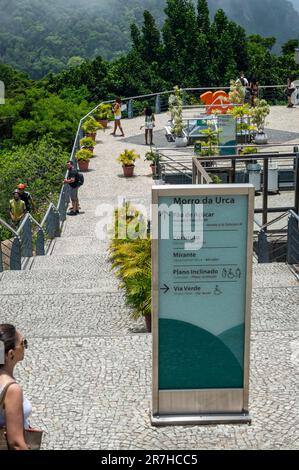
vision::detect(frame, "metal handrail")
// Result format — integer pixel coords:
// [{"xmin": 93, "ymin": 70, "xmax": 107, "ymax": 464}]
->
[
  {"xmin": 259, "ymin": 211, "xmax": 290, "ymax": 232},
  {"xmin": 192, "ymin": 158, "xmax": 212, "ymax": 184},
  {"xmin": 0, "ymin": 216, "xmax": 18, "ymax": 236},
  {"xmin": 0, "ymin": 84, "xmax": 294, "ymax": 272},
  {"xmin": 289, "ymin": 210, "xmax": 299, "ymax": 222}
]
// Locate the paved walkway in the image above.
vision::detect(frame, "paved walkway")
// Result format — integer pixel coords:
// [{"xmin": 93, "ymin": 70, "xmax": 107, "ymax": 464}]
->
[{"xmin": 0, "ymin": 110, "xmax": 298, "ymax": 449}]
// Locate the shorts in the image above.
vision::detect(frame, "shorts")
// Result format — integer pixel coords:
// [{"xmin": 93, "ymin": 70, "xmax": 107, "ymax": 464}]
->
[
  {"xmin": 115, "ymin": 115, "xmax": 122, "ymax": 120},
  {"xmin": 70, "ymin": 186, "xmax": 79, "ymax": 200},
  {"xmin": 145, "ymin": 123, "xmax": 154, "ymax": 130}
]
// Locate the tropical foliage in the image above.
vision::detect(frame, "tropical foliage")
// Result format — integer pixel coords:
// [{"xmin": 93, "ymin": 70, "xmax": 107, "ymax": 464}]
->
[{"xmin": 110, "ymin": 205, "xmax": 151, "ymax": 321}]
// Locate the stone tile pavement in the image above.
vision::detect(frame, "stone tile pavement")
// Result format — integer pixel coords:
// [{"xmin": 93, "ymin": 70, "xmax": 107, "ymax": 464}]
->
[{"xmin": 0, "ymin": 109, "xmax": 298, "ymax": 449}]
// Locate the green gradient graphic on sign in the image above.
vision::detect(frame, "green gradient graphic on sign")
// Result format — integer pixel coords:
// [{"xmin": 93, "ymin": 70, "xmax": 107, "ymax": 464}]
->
[{"xmin": 158, "ymin": 195, "xmax": 248, "ymax": 390}]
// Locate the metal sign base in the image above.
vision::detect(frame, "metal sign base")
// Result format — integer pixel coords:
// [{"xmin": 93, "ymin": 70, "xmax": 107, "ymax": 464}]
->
[{"xmin": 151, "ymin": 413, "xmax": 251, "ymax": 426}]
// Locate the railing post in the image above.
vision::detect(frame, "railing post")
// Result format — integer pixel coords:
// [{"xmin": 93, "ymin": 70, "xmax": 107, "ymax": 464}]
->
[
  {"xmin": 258, "ymin": 230, "xmax": 269, "ymax": 263},
  {"xmin": 44, "ymin": 206, "xmax": 60, "ymax": 239},
  {"xmin": 53, "ymin": 209, "xmax": 60, "ymax": 237},
  {"xmin": 36, "ymin": 228, "xmax": 45, "ymax": 256},
  {"xmin": 21, "ymin": 217, "xmax": 32, "ymax": 257},
  {"xmin": 155, "ymin": 94, "xmax": 161, "ymax": 114},
  {"xmin": 0, "ymin": 243, "xmax": 3, "ymax": 272},
  {"xmin": 10, "ymin": 237, "xmax": 21, "ymax": 270},
  {"xmin": 287, "ymin": 216, "xmax": 299, "ymax": 264},
  {"xmin": 128, "ymin": 99, "xmax": 133, "ymax": 119}
]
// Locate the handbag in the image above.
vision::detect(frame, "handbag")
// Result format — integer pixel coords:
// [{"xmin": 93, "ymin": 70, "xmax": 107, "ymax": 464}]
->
[{"xmin": 0, "ymin": 382, "xmax": 43, "ymax": 450}]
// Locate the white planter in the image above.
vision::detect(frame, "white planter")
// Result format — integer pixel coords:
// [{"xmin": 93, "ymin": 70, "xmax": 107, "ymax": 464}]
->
[
  {"xmin": 175, "ymin": 136, "xmax": 188, "ymax": 147},
  {"xmin": 268, "ymin": 162, "xmax": 278, "ymax": 192},
  {"xmin": 254, "ymin": 132, "xmax": 268, "ymax": 145},
  {"xmin": 247, "ymin": 163, "xmax": 261, "ymax": 192}
]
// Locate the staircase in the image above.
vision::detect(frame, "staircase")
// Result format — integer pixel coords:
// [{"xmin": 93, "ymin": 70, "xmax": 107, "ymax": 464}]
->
[{"xmin": 0, "ymin": 114, "xmax": 298, "ymax": 449}]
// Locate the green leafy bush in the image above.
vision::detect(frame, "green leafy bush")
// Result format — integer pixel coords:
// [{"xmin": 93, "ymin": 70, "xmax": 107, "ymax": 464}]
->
[{"xmin": 110, "ymin": 205, "xmax": 151, "ymax": 321}]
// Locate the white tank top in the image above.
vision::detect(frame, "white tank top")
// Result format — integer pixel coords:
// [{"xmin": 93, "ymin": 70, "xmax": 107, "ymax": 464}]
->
[{"xmin": 0, "ymin": 383, "xmax": 32, "ymax": 429}]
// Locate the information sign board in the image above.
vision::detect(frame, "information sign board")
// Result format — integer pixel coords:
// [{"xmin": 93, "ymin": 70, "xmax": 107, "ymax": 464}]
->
[{"xmin": 152, "ymin": 185, "xmax": 254, "ymax": 425}]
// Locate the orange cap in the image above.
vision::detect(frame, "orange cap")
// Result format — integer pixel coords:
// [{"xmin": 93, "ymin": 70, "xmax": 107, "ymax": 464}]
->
[{"xmin": 17, "ymin": 183, "xmax": 26, "ymax": 189}]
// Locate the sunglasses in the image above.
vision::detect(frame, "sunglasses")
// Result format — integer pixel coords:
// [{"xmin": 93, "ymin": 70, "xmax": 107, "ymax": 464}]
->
[{"xmin": 20, "ymin": 338, "xmax": 28, "ymax": 349}]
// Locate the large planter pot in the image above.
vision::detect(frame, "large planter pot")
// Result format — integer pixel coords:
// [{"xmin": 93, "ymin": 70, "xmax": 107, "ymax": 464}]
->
[
  {"xmin": 122, "ymin": 165, "xmax": 135, "ymax": 177},
  {"xmin": 247, "ymin": 162, "xmax": 261, "ymax": 192},
  {"xmin": 97, "ymin": 119, "xmax": 108, "ymax": 128},
  {"xmin": 78, "ymin": 159, "xmax": 90, "ymax": 172},
  {"xmin": 175, "ymin": 136, "xmax": 188, "ymax": 147},
  {"xmin": 254, "ymin": 132, "xmax": 268, "ymax": 145},
  {"xmin": 144, "ymin": 314, "xmax": 151, "ymax": 333},
  {"xmin": 150, "ymin": 163, "xmax": 158, "ymax": 175}
]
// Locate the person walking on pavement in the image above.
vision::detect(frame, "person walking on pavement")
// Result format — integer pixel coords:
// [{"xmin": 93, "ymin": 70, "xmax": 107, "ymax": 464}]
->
[
  {"xmin": 141, "ymin": 106, "xmax": 155, "ymax": 145},
  {"xmin": 9, "ymin": 190, "xmax": 26, "ymax": 227},
  {"xmin": 286, "ymin": 77, "xmax": 296, "ymax": 108},
  {"xmin": 111, "ymin": 97, "xmax": 125, "ymax": 137},
  {"xmin": 64, "ymin": 161, "xmax": 80, "ymax": 216},
  {"xmin": 17, "ymin": 183, "xmax": 34, "ymax": 213}
]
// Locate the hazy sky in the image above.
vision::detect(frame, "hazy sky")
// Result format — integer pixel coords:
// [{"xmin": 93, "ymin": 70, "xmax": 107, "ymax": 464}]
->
[{"xmin": 290, "ymin": 0, "xmax": 299, "ymax": 10}]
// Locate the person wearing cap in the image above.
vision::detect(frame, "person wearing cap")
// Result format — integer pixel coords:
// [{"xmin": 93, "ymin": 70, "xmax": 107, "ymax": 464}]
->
[
  {"xmin": 9, "ymin": 190, "xmax": 26, "ymax": 227},
  {"xmin": 17, "ymin": 183, "xmax": 34, "ymax": 213}
]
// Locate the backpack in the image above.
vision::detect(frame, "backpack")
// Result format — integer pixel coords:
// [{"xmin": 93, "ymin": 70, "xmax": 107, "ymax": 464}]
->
[{"xmin": 77, "ymin": 172, "xmax": 84, "ymax": 186}]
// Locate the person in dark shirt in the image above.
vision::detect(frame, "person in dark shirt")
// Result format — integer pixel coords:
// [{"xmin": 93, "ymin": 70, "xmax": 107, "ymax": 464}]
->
[
  {"xmin": 64, "ymin": 160, "xmax": 80, "ymax": 215},
  {"xmin": 17, "ymin": 183, "xmax": 34, "ymax": 213}
]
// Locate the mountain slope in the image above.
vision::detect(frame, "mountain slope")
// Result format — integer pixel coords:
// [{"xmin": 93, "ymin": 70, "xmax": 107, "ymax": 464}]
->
[{"xmin": 0, "ymin": 0, "xmax": 298, "ymax": 78}]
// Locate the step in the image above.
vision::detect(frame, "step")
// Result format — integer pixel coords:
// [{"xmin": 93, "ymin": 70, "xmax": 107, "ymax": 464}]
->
[
  {"xmin": 0, "ymin": 268, "xmax": 119, "ymax": 294},
  {"xmin": 0, "ymin": 291, "xmax": 143, "ymax": 337},
  {"xmin": 252, "ymin": 263, "xmax": 298, "ymax": 287},
  {"xmin": 31, "ymin": 254, "xmax": 111, "ymax": 272},
  {"xmin": 51, "ymin": 236, "xmax": 106, "ymax": 256}
]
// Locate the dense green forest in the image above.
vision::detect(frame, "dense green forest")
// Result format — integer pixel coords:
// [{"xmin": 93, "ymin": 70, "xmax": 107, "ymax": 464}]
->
[
  {"xmin": 0, "ymin": 0, "xmax": 299, "ymax": 232},
  {"xmin": 0, "ymin": 0, "xmax": 298, "ymax": 78}
]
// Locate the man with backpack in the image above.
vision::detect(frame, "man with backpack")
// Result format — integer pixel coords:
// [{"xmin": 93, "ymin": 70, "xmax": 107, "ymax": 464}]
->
[{"xmin": 64, "ymin": 160, "xmax": 84, "ymax": 216}]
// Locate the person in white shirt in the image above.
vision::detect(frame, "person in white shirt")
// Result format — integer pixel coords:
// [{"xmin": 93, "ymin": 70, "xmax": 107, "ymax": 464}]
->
[{"xmin": 286, "ymin": 77, "xmax": 296, "ymax": 108}]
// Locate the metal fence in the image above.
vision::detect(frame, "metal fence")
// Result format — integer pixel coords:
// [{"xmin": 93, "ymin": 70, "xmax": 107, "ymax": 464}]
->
[{"xmin": 0, "ymin": 84, "xmax": 293, "ymax": 271}]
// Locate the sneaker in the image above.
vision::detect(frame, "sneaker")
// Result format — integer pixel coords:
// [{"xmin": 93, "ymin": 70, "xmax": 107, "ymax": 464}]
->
[
  {"xmin": 67, "ymin": 211, "xmax": 77, "ymax": 216},
  {"xmin": 76, "ymin": 210, "xmax": 80, "ymax": 214}
]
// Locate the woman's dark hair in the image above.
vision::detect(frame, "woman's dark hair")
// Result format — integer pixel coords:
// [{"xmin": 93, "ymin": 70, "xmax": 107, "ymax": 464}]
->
[
  {"xmin": 0, "ymin": 324, "xmax": 16, "ymax": 355},
  {"xmin": 145, "ymin": 107, "xmax": 153, "ymax": 116},
  {"xmin": 115, "ymin": 97, "xmax": 121, "ymax": 104}
]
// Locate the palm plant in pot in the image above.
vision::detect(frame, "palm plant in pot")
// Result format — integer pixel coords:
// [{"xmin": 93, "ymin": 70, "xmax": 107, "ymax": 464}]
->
[
  {"xmin": 110, "ymin": 205, "xmax": 152, "ymax": 332},
  {"xmin": 144, "ymin": 150, "xmax": 160, "ymax": 176},
  {"xmin": 251, "ymin": 99, "xmax": 270, "ymax": 144},
  {"xmin": 76, "ymin": 148, "xmax": 92, "ymax": 172},
  {"xmin": 80, "ymin": 137, "xmax": 96, "ymax": 155},
  {"xmin": 117, "ymin": 149, "xmax": 140, "ymax": 177},
  {"xmin": 198, "ymin": 127, "xmax": 220, "ymax": 167},
  {"xmin": 93, "ymin": 104, "xmax": 112, "ymax": 128},
  {"xmin": 82, "ymin": 117, "xmax": 102, "ymax": 140}
]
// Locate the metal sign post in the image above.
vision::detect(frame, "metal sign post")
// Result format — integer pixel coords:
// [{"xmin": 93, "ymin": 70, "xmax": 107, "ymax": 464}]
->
[{"xmin": 152, "ymin": 184, "xmax": 254, "ymax": 425}]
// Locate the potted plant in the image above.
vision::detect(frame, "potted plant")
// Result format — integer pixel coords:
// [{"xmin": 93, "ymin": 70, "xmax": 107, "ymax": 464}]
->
[
  {"xmin": 231, "ymin": 104, "xmax": 254, "ymax": 144},
  {"xmin": 80, "ymin": 137, "xmax": 96, "ymax": 155},
  {"xmin": 76, "ymin": 148, "xmax": 92, "ymax": 172},
  {"xmin": 117, "ymin": 149, "xmax": 140, "ymax": 177},
  {"xmin": 196, "ymin": 127, "xmax": 220, "ymax": 167},
  {"xmin": 93, "ymin": 104, "xmax": 112, "ymax": 128},
  {"xmin": 144, "ymin": 150, "xmax": 160, "ymax": 176},
  {"xmin": 110, "ymin": 205, "xmax": 151, "ymax": 332},
  {"xmin": 229, "ymin": 79, "xmax": 245, "ymax": 105},
  {"xmin": 169, "ymin": 86, "xmax": 187, "ymax": 147},
  {"xmin": 251, "ymin": 99, "xmax": 270, "ymax": 144},
  {"xmin": 82, "ymin": 117, "xmax": 102, "ymax": 140}
]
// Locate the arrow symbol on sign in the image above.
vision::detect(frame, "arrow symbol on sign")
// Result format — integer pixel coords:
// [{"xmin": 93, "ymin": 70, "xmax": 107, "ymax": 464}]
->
[{"xmin": 160, "ymin": 284, "xmax": 170, "ymax": 294}]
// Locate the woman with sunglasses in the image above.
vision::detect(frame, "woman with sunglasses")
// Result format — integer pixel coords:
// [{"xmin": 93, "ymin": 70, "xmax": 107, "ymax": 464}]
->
[{"xmin": 0, "ymin": 324, "xmax": 31, "ymax": 450}]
